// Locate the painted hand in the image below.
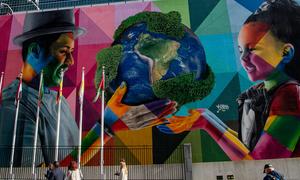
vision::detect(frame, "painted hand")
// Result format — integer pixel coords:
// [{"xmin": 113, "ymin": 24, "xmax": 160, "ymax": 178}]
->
[
  {"xmin": 60, "ymin": 82, "xmax": 177, "ymax": 166},
  {"xmin": 157, "ymin": 109, "xmax": 209, "ymax": 134},
  {"xmin": 105, "ymin": 82, "xmax": 177, "ymax": 132}
]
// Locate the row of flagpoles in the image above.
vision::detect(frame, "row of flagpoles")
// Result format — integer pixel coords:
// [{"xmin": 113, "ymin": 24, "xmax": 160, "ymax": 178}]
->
[{"xmin": 0, "ymin": 66, "xmax": 106, "ymax": 179}]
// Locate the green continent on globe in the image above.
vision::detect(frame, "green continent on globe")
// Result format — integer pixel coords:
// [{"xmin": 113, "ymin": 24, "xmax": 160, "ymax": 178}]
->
[{"xmin": 135, "ymin": 33, "xmax": 180, "ymax": 82}]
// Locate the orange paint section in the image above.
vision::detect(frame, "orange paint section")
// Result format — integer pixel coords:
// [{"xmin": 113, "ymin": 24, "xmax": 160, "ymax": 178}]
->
[
  {"xmin": 238, "ymin": 22, "xmax": 270, "ymax": 48},
  {"xmin": 242, "ymin": 154, "xmax": 253, "ymax": 160},
  {"xmin": 108, "ymin": 84, "xmax": 130, "ymax": 118}
]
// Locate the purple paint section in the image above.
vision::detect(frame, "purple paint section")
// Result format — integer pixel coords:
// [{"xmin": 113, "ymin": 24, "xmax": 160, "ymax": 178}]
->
[
  {"xmin": 0, "ymin": 16, "xmax": 12, "ymax": 73},
  {"xmin": 145, "ymin": 99, "xmax": 170, "ymax": 110},
  {"xmin": 250, "ymin": 132, "xmax": 292, "ymax": 159}
]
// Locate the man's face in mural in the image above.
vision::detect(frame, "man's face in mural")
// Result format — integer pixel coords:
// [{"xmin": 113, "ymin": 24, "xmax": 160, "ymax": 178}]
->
[
  {"xmin": 238, "ymin": 22, "xmax": 286, "ymax": 81},
  {"xmin": 43, "ymin": 33, "xmax": 75, "ymax": 87}
]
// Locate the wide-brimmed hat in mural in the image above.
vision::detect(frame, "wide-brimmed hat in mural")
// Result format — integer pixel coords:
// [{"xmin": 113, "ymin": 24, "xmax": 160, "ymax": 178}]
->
[{"xmin": 13, "ymin": 9, "xmax": 85, "ymax": 45}]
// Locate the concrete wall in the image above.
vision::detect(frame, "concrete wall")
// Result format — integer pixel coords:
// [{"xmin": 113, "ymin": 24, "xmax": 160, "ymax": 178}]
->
[
  {"xmin": 0, "ymin": 164, "xmax": 184, "ymax": 179},
  {"xmin": 192, "ymin": 158, "xmax": 300, "ymax": 180},
  {"xmin": 1, "ymin": 158, "xmax": 300, "ymax": 179}
]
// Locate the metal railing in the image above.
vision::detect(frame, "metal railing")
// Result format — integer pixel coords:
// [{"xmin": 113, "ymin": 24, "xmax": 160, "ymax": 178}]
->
[
  {"xmin": 0, "ymin": 0, "xmax": 146, "ymax": 15},
  {"xmin": 0, "ymin": 145, "xmax": 186, "ymax": 180}
]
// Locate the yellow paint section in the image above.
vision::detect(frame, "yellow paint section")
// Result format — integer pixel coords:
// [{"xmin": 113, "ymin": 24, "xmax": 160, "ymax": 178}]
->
[
  {"xmin": 115, "ymin": 128, "xmax": 153, "ymax": 164},
  {"xmin": 264, "ymin": 115, "xmax": 277, "ymax": 131},
  {"xmin": 255, "ymin": 31, "xmax": 285, "ymax": 68},
  {"xmin": 223, "ymin": 131, "xmax": 250, "ymax": 155},
  {"xmin": 242, "ymin": 154, "xmax": 253, "ymax": 160},
  {"xmin": 227, "ymin": 128, "xmax": 238, "ymax": 137}
]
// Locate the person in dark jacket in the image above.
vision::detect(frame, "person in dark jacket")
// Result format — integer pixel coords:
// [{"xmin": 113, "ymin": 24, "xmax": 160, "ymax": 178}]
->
[
  {"xmin": 45, "ymin": 163, "xmax": 54, "ymax": 180},
  {"xmin": 51, "ymin": 161, "xmax": 65, "ymax": 180},
  {"xmin": 263, "ymin": 163, "xmax": 285, "ymax": 180}
]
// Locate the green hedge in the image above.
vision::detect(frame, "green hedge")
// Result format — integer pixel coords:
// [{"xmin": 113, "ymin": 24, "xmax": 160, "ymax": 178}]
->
[
  {"xmin": 153, "ymin": 65, "xmax": 215, "ymax": 107},
  {"xmin": 114, "ymin": 11, "xmax": 185, "ymax": 41},
  {"xmin": 95, "ymin": 45, "xmax": 123, "ymax": 88}
]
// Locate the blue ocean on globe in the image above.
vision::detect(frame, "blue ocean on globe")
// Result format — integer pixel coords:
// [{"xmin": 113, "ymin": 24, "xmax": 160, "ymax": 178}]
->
[{"xmin": 110, "ymin": 23, "xmax": 207, "ymax": 105}]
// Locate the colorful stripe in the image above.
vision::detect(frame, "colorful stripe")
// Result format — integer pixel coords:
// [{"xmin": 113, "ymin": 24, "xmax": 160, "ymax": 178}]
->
[
  {"xmin": 56, "ymin": 71, "xmax": 64, "ymax": 104},
  {"xmin": 80, "ymin": 131, "xmax": 111, "ymax": 165},
  {"xmin": 204, "ymin": 110, "xmax": 226, "ymax": 134},
  {"xmin": 60, "ymin": 123, "xmax": 101, "ymax": 166},
  {"xmin": 263, "ymin": 115, "xmax": 277, "ymax": 131},
  {"xmin": 0, "ymin": 72, "xmax": 4, "ymax": 103},
  {"xmin": 250, "ymin": 132, "xmax": 292, "ymax": 159},
  {"xmin": 191, "ymin": 109, "xmax": 251, "ymax": 160},
  {"xmin": 265, "ymin": 115, "xmax": 300, "ymax": 151},
  {"xmin": 99, "ymin": 73, "xmax": 104, "ymax": 91},
  {"xmin": 223, "ymin": 131, "xmax": 250, "ymax": 159},
  {"xmin": 79, "ymin": 67, "xmax": 85, "ymax": 105},
  {"xmin": 218, "ymin": 132, "xmax": 250, "ymax": 161},
  {"xmin": 61, "ymin": 123, "xmax": 112, "ymax": 166},
  {"xmin": 104, "ymin": 108, "xmax": 119, "ymax": 127},
  {"xmin": 80, "ymin": 138, "xmax": 101, "ymax": 165}
]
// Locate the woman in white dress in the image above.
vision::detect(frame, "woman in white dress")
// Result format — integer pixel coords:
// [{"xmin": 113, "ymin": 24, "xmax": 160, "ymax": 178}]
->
[
  {"xmin": 118, "ymin": 159, "xmax": 128, "ymax": 180},
  {"xmin": 65, "ymin": 160, "xmax": 83, "ymax": 180}
]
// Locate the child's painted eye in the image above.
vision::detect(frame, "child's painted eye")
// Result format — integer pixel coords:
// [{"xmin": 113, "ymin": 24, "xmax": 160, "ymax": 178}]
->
[
  {"xmin": 249, "ymin": 48, "xmax": 256, "ymax": 52},
  {"xmin": 238, "ymin": 46, "xmax": 243, "ymax": 54}
]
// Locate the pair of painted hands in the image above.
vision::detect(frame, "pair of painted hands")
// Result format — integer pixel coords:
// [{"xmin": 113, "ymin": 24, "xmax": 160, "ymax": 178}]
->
[
  {"xmin": 104, "ymin": 82, "xmax": 177, "ymax": 132},
  {"xmin": 105, "ymin": 82, "xmax": 209, "ymax": 134}
]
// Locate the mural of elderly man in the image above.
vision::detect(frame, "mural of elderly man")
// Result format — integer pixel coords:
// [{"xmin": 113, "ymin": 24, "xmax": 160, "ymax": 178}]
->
[
  {"xmin": 0, "ymin": 9, "xmax": 175, "ymax": 167},
  {"xmin": 0, "ymin": 9, "xmax": 85, "ymax": 166}
]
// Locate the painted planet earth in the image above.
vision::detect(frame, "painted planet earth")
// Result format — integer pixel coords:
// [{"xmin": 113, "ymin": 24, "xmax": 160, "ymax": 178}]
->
[{"xmin": 109, "ymin": 23, "xmax": 208, "ymax": 105}]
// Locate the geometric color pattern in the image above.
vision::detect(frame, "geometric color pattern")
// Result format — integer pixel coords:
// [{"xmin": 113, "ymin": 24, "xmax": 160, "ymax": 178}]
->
[{"xmin": 0, "ymin": 0, "xmax": 268, "ymax": 163}]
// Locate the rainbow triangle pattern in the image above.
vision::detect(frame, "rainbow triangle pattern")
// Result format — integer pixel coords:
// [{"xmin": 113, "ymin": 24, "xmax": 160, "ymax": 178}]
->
[{"xmin": 0, "ymin": 0, "xmax": 269, "ymax": 163}]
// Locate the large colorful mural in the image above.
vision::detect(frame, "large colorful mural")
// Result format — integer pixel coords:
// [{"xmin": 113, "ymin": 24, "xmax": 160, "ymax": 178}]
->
[{"xmin": 0, "ymin": 0, "xmax": 300, "ymax": 167}]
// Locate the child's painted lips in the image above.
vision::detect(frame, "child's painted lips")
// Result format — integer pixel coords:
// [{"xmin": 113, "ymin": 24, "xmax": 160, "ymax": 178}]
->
[
  {"xmin": 246, "ymin": 66, "xmax": 255, "ymax": 73},
  {"xmin": 243, "ymin": 63, "xmax": 256, "ymax": 73}
]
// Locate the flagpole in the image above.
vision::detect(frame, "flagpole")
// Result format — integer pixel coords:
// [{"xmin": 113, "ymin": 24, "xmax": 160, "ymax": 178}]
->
[
  {"xmin": 78, "ymin": 67, "xmax": 85, "ymax": 169},
  {"xmin": 100, "ymin": 66, "xmax": 105, "ymax": 179},
  {"xmin": 9, "ymin": 72, "xmax": 23, "ymax": 179},
  {"xmin": 55, "ymin": 69, "xmax": 64, "ymax": 161},
  {"xmin": 32, "ymin": 71, "xmax": 43, "ymax": 180}
]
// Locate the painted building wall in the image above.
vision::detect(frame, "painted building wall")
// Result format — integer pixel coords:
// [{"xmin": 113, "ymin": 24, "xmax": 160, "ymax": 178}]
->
[{"xmin": 0, "ymin": 0, "xmax": 299, "ymax": 166}]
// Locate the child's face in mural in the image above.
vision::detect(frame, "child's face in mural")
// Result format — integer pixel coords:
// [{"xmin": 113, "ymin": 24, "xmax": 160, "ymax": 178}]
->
[
  {"xmin": 238, "ymin": 22, "xmax": 286, "ymax": 81},
  {"xmin": 43, "ymin": 33, "xmax": 75, "ymax": 87}
]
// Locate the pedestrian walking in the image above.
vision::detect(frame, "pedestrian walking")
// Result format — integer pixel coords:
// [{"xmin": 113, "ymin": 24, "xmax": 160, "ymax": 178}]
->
[
  {"xmin": 66, "ymin": 160, "xmax": 83, "ymax": 180},
  {"xmin": 52, "ymin": 161, "xmax": 65, "ymax": 180},
  {"xmin": 263, "ymin": 163, "xmax": 285, "ymax": 180}
]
